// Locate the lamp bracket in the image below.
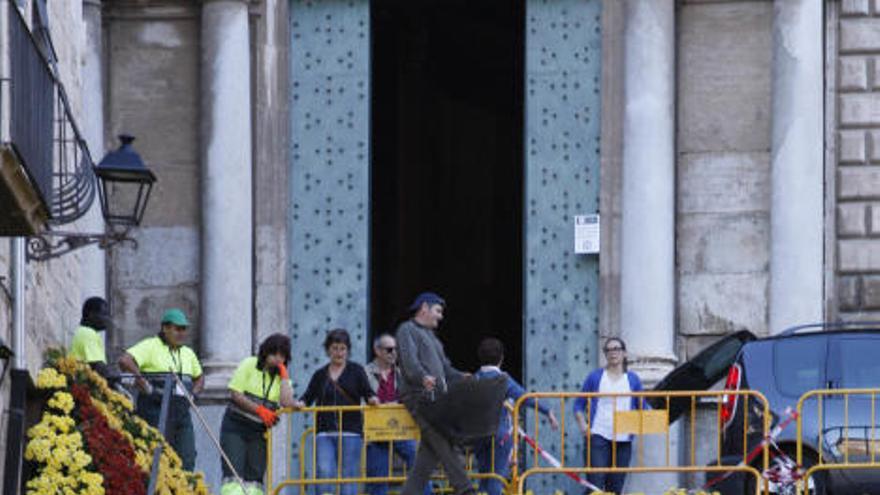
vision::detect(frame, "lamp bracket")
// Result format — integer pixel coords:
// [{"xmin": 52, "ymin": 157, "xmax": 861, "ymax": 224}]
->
[{"xmin": 26, "ymin": 229, "xmax": 138, "ymax": 262}]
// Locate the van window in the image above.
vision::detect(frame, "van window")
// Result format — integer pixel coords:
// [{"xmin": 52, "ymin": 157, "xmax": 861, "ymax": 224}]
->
[
  {"xmin": 773, "ymin": 337, "xmax": 826, "ymax": 397},
  {"xmin": 839, "ymin": 339, "xmax": 880, "ymax": 389}
]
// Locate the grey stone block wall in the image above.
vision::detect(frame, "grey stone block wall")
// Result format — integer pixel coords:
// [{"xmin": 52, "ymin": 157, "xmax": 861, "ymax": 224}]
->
[
  {"xmin": 836, "ymin": 1, "xmax": 880, "ymax": 318},
  {"xmin": 104, "ymin": 3, "xmax": 203, "ymax": 357},
  {"xmin": 253, "ymin": 0, "xmax": 290, "ymax": 348},
  {"xmin": 0, "ymin": 2, "xmax": 105, "ymax": 489},
  {"xmin": 101, "ymin": 1, "xmax": 292, "ymax": 491},
  {"xmin": 676, "ymin": 1, "xmax": 773, "ymax": 355}
]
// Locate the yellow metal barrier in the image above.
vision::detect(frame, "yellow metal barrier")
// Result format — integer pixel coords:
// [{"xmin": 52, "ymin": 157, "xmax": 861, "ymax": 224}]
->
[
  {"xmin": 265, "ymin": 403, "xmax": 508, "ymax": 495},
  {"xmin": 510, "ymin": 390, "xmax": 772, "ymax": 495},
  {"xmin": 253, "ymin": 388, "xmax": 880, "ymax": 494},
  {"xmin": 796, "ymin": 388, "xmax": 880, "ymax": 495}
]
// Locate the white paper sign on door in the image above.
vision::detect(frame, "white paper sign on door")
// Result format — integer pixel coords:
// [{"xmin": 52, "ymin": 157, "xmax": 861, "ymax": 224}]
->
[{"xmin": 574, "ymin": 214, "xmax": 600, "ymax": 254}]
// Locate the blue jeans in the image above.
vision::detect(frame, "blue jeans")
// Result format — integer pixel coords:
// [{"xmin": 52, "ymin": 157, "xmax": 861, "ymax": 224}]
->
[
  {"xmin": 585, "ymin": 435, "xmax": 632, "ymax": 495},
  {"xmin": 473, "ymin": 436, "xmax": 512, "ymax": 495},
  {"xmin": 316, "ymin": 433, "xmax": 363, "ymax": 495},
  {"xmin": 366, "ymin": 440, "xmax": 431, "ymax": 495}
]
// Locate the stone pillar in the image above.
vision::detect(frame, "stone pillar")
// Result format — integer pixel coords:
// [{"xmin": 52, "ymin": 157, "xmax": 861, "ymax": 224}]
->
[
  {"xmin": 80, "ymin": 0, "xmax": 106, "ymax": 299},
  {"xmin": 769, "ymin": 0, "xmax": 823, "ymax": 333},
  {"xmin": 200, "ymin": 0, "xmax": 253, "ymax": 393},
  {"xmin": 619, "ymin": 0, "xmax": 677, "ymax": 383}
]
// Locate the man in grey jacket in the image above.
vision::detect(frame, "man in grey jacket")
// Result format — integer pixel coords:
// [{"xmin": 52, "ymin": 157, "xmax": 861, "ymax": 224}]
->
[
  {"xmin": 396, "ymin": 292, "xmax": 475, "ymax": 495},
  {"xmin": 365, "ymin": 333, "xmax": 431, "ymax": 495}
]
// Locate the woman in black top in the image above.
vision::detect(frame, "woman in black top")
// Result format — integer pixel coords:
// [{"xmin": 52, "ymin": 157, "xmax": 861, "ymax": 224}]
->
[{"xmin": 296, "ymin": 329, "xmax": 378, "ymax": 495}]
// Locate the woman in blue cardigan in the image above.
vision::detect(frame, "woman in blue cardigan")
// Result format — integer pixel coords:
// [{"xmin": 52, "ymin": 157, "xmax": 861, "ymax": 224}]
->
[{"xmin": 573, "ymin": 338, "xmax": 643, "ymax": 494}]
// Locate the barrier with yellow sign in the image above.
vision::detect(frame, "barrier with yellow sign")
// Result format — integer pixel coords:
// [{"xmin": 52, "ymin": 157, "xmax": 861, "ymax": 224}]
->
[
  {"xmin": 255, "ymin": 388, "xmax": 880, "ymax": 495},
  {"xmin": 266, "ymin": 403, "xmax": 507, "ymax": 495},
  {"xmin": 510, "ymin": 390, "xmax": 772, "ymax": 495}
]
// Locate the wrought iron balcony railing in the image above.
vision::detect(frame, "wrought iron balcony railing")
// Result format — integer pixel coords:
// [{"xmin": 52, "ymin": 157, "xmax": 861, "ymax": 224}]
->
[{"xmin": 3, "ymin": 0, "xmax": 96, "ymax": 229}]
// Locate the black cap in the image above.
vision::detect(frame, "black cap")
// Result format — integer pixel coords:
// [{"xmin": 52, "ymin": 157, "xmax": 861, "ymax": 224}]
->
[{"xmin": 81, "ymin": 297, "xmax": 111, "ymax": 330}]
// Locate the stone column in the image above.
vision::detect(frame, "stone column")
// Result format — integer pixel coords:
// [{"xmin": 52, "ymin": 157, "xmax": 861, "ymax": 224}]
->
[
  {"xmin": 619, "ymin": 0, "xmax": 677, "ymax": 383},
  {"xmin": 200, "ymin": 0, "xmax": 253, "ymax": 393},
  {"xmin": 769, "ymin": 0, "xmax": 824, "ymax": 333},
  {"xmin": 78, "ymin": 0, "xmax": 107, "ymax": 299}
]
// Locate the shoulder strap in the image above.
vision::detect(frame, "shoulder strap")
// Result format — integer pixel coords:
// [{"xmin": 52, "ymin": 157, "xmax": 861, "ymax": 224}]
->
[
  {"xmin": 330, "ymin": 377, "xmax": 355, "ymax": 403},
  {"xmin": 325, "ymin": 366, "xmax": 356, "ymax": 402}
]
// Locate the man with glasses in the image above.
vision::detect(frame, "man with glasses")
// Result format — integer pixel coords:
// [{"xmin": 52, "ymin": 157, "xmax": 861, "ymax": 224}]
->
[
  {"xmin": 364, "ymin": 334, "xmax": 431, "ymax": 495},
  {"xmin": 118, "ymin": 308, "xmax": 204, "ymax": 470}
]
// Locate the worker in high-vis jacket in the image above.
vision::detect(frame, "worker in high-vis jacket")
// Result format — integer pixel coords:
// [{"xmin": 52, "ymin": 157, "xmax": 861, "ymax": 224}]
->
[
  {"xmin": 118, "ymin": 308, "xmax": 204, "ymax": 470},
  {"xmin": 69, "ymin": 297, "xmax": 113, "ymax": 380},
  {"xmin": 219, "ymin": 333, "xmax": 295, "ymax": 495}
]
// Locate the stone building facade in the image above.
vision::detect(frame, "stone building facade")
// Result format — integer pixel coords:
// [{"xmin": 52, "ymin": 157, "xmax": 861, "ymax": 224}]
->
[
  {"xmin": 0, "ymin": 0, "xmax": 106, "ymax": 486},
  {"xmin": 0, "ymin": 0, "xmax": 875, "ymax": 492},
  {"xmin": 835, "ymin": 0, "xmax": 880, "ymax": 318}
]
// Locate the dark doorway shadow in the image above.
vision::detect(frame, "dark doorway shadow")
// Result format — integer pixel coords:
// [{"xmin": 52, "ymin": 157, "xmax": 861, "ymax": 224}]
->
[{"xmin": 370, "ymin": 0, "xmax": 525, "ymax": 380}]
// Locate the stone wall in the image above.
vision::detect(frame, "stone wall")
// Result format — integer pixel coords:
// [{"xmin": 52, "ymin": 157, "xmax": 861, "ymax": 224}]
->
[
  {"xmin": 673, "ymin": 1, "xmax": 774, "ymax": 486},
  {"xmin": 104, "ymin": 2, "xmax": 202, "ymax": 356},
  {"xmin": 8, "ymin": 0, "xmax": 103, "ymax": 397},
  {"xmin": 102, "ymin": 0, "xmax": 290, "ymax": 488},
  {"xmin": 253, "ymin": 0, "xmax": 289, "ymax": 349},
  {"xmin": 0, "ymin": 0, "xmax": 106, "ymax": 488},
  {"xmin": 676, "ymin": 0, "xmax": 774, "ymax": 360},
  {"xmin": 603, "ymin": 0, "xmax": 776, "ymax": 361},
  {"xmin": 835, "ymin": 0, "xmax": 880, "ymax": 318}
]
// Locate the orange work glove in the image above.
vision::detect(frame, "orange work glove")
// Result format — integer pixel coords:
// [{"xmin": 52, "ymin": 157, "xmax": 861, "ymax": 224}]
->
[
  {"xmin": 277, "ymin": 362, "xmax": 289, "ymax": 380},
  {"xmin": 255, "ymin": 405, "xmax": 279, "ymax": 427}
]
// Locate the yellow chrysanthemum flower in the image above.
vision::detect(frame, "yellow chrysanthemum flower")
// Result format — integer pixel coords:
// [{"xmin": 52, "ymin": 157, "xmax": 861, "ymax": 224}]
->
[
  {"xmin": 36, "ymin": 367, "xmax": 68, "ymax": 389},
  {"xmin": 48, "ymin": 391, "xmax": 75, "ymax": 414}
]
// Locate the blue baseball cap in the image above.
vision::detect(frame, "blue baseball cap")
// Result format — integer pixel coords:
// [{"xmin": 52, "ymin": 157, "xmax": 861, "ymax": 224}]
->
[{"xmin": 409, "ymin": 292, "xmax": 446, "ymax": 311}]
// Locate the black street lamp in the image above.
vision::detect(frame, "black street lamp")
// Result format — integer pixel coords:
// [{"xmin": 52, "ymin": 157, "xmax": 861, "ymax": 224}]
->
[
  {"xmin": 95, "ymin": 135, "xmax": 157, "ymax": 227},
  {"xmin": 26, "ymin": 134, "xmax": 157, "ymax": 261}
]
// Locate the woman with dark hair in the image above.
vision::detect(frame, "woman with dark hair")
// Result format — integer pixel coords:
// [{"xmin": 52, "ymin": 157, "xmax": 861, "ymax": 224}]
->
[
  {"xmin": 218, "ymin": 333, "xmax": 295, "ymax": 495},
  {"xmin": 573, "ymin": 337, "xmax": 644, "ymax": 495},
  {"xmin": 296, "ymin": 328, "xmax": 378, "ymax": 495}
]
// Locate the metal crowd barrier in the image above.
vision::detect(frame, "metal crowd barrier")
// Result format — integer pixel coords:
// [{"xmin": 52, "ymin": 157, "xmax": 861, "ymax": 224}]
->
[
  {"xmin": 796, "ymin": 388, "xmax": 880, "ymax": 495},
  {"xmin": 266, "ymin": 403, "xmax": 508, "ymax": 495},
  {"xmin": 510, "ymin": 390, "xmax": 772, "ymax": 495},
  {"xmin": 120, "ymin": 375, "xmax": 880, "ymax": 494}
]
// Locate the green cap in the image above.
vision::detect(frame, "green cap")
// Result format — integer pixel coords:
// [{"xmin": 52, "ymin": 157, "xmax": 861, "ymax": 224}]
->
[{"xmin": 161, "ymin": 308, "xmax": 189, "ymax": 327}]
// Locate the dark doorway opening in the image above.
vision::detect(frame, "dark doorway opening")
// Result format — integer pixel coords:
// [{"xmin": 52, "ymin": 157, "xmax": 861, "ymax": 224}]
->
[{"xmin": 370, "ymin": 0, "xmax": 525, "ymax": 380}]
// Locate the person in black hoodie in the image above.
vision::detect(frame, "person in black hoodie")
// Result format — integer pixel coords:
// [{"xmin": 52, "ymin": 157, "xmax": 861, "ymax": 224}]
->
[
  {"xmin": 296, "ymin": 328, "xmax": 378, "ymax": 495},
  {"xmin": 69, "ymin": 297, "xmax": 114, "ymax": 381}
]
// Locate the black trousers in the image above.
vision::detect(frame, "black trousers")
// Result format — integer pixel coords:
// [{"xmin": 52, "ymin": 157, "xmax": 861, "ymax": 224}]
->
[
  {"xmin": 219, "ymin": 410, "xmax": 268, "ymax": 482},
  {"xmin": 400, "ymin": 398, "xmax": 471, "ymax": 495},
  {"xmin": 136, "ymin": 394, "xmax": 197, "ymax": 471}
]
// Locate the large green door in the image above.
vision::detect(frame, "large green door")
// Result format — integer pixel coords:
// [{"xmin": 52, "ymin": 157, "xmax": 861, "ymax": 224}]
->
[
  {"xmin": 288, "ymin": 0, "xmax": 371, "ymax": 472},
  {"xmin": 523, "ymin": 0, "xmax": 602, "ymax": 490}
]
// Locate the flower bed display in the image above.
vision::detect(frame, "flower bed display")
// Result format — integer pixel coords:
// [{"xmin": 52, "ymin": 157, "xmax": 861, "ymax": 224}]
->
[{"xmin": 25, "ymin": 351, "xmax": 209, "ymax": 495}]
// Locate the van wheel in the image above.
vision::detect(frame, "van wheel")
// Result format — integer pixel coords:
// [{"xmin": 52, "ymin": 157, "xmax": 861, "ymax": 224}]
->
[{"xmin": 743, "ymin": 450, "xmax": 827, "ymax": 495}]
